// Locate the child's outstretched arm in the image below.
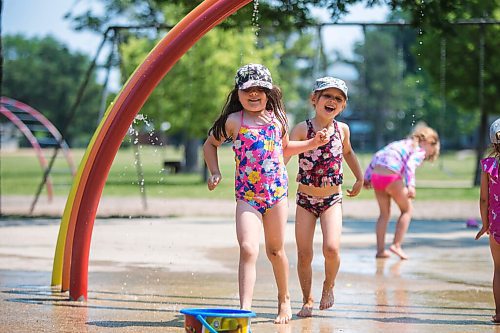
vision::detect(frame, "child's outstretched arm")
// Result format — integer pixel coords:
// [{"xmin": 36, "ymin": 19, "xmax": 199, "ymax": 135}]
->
[
  {"xmin": 340, "ymin": 123, "xmax": 363, "ymax": 197},
  {"xmin": 283, "ymin": 122, "xmax": 329, "ymax": 158},
  {"xmin": 476, "ymin": 170, "xmax": 490, "ymax": 240}
]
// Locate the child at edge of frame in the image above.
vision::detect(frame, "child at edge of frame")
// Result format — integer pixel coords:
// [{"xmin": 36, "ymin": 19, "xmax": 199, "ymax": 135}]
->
[{"xmin": 475, "ymin": 118, "xmax": 500, "ymax": 324}]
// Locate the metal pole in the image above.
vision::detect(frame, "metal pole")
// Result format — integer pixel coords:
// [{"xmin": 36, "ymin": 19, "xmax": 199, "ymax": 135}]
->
[
  {"xmin": 474, "ymin": 25, "xmax": 487, "ymax": 186},
  {"xmin": 439, "ymin": 37, "xmax": 446, "ymax": 170},
  {"xmin": 97, "ymin": 30, "xmax": 117, "ymax": 124}
]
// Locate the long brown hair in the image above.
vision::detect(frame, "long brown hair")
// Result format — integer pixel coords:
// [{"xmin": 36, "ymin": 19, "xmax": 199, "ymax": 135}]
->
[
  {"xmin": 488, "ymin": 143, "xmax": 500, "ymax": 158},
  {"xmin": 208, "ymin": 85, "xmax": 288, "ymax": 141}
]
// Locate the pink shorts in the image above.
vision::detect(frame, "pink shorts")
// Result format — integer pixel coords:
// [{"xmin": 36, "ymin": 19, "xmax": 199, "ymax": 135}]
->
[{"xmin": 371, "ymin": 173, "xmax": 401, "ymax": 191}]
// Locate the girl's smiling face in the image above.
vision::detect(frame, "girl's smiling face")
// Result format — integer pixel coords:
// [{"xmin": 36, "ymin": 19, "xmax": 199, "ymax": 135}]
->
[
  {"xmin": 312, "ymin": 87, "xmax": 346, "ymax": 118},
  {"xmin": 238, "ymin": 87, "xmax": 268, "ymax": 112}
]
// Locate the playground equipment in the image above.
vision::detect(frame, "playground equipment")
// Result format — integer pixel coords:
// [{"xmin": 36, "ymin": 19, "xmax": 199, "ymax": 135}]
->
[
  {"xmin": 52, "ymin": 0, "xmax": 253, "ymax": 300},
  {"xmin": 0, "ymin": 97, "xmax": 76, "ymax": 202}
]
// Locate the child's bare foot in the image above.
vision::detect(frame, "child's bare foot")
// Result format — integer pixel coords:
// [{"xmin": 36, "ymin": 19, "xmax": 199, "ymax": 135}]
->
[
  {"xmin": 376, "ymin": 250, "xmax": 390, "ymax": 258},
  {"xmin": 297, "ymin": 298, "xmax": 314, "ymax": 317},
  {"xmin": 389, "ymin": 244, "xmax": 408, "ymax": 260},
  {"xmin": 319, "ymin": 284, "xmax": 334, "ymax": 310},
  {"xmin": 274, "ymin": 297, "xmax": 292, "ymax": 324},
  {"xmin": 492, "ymin": 314, "xmax": 500, "ymax": 324}
]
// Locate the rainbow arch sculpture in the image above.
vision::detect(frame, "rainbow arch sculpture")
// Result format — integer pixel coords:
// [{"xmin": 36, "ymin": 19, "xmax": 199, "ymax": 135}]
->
[{"xmin": 52, "ymin": 0, "xmax": 252, "ymax": 301}]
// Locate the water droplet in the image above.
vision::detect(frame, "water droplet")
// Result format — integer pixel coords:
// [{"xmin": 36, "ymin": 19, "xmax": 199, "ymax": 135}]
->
[{"xmin": 252, "ymin": 0, "xmax": 261, "ymax": 44}]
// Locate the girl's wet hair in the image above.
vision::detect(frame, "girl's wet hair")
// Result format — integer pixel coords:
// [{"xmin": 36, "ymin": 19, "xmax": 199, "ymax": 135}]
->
[
  {"xmin": 208, "ymin": 84, "xmax": 288, "ymax": 141},
  {"xmin": 410, "ymin": 122, "xmax": 440, "ymax": 161}
]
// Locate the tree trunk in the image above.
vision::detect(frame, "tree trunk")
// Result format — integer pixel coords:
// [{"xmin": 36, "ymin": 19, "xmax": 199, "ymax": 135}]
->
[
  {"xmin": 183, "ymin": 137, "xmax": 200, "ymax": 173},
  {"xmin": 474, "ymin": 106, "xmax": 489, "ymax": 186},
  {"xmin": 374, "ymin": 109, "xmax": 385, "ymax": 149},
  {"xmin": 203, "ymin": 161, "xmax": 209, "ymax": 183}
]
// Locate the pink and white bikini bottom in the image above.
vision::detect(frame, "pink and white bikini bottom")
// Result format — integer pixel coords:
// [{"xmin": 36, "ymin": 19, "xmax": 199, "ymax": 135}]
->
[{"xmin": 371, "ymin": 173, "xmax": 401, "ymax": 191}]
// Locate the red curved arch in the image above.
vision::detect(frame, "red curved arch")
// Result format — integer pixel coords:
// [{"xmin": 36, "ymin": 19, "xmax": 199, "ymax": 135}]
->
[
  {"xmin": 1, "ymin": 97, "xmax": 76, "ymax": 175},
  {"xmin": 66, "ymin": 0, "xmax": 252, "ymax": 300},
  {"xmin": 0, "ymin": 104, "xmax": 54, "ymax": 200}
]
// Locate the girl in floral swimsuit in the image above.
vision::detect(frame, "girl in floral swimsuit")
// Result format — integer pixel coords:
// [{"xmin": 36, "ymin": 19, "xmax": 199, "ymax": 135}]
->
[
  {"xmin": 287, "ymin": 77, "xmax": 363, "ymax": 317},
  {"xmin": 203, "ymin": 64, "xmax": 328, "ymax": 324},
  {"xmin": 475, "ymin": 118, "xmax": 500, "ymax": 323}
]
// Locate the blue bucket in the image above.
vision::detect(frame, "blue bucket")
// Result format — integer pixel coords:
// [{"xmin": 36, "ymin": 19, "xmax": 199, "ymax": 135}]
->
[{"xmin": 180, "ymin": 308, "xmax": 256, "ymax": 333}]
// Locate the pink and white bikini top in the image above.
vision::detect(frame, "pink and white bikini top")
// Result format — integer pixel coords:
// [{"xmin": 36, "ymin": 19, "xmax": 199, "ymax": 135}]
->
[
  {"xmin": 296, "ymin": 119, "xmax": 344, "ymax": 187},
  {"xmin": 364, "ymin": 139, "xmax": 425, "ymax": 188}
]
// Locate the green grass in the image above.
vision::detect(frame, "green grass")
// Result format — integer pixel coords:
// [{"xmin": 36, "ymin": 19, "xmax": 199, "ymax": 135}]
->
[{"xmin": 0, "ymin": 146, "xmax": 480, "ymax": 201}]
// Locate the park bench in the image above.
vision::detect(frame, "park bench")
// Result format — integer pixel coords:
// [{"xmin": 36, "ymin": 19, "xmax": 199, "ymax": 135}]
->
[{"xmin": 163, "ymin": 160, "xmax": 182, "ymax": 174}]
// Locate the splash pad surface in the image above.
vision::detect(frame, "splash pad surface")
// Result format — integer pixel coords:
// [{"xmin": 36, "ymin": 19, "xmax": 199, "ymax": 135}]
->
[{"xmin": 0, "ymin": 216, "xmax": 494, "ymax": 332}]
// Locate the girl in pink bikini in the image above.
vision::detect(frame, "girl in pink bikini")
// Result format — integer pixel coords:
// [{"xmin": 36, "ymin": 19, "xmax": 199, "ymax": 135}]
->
[
  {"xmin": 475, "ymin": 118, "xmax": 500, "ymax": 324},
  {"xmin": 203, "ymin": 64, "xmax": 328, "ymax": 324},
  {"xmin": 364, "ymin": 123, "xmax": 440, "ymax": 260}
]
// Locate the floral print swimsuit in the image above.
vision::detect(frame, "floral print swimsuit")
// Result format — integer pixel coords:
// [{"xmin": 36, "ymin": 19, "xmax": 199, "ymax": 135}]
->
[
  {"xmin": 296, "ymin": 119, "xmax": 343, "ymax": 217},
  {"xmin": 233, "ymin": 111, "xmax": 288, "ymax": 215}
]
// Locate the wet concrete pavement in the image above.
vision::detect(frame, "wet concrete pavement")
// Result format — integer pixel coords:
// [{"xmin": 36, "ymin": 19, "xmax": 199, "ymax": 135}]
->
[{"xmin": 0, "ymin": 217, "xmax": 499, "ymax": 332}]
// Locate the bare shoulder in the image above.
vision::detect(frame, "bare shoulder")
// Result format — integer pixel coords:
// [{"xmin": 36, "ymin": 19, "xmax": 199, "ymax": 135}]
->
[
  {"xmin": 335, "ymin": 121, "xmax": 352, "ymax": 143},
  {"xmin": 226, "ymin": 112, "xmax": 240, "ymax": 124},
  {"xmin": 225, "ymin": 112, "xmax": 241, "ymax": 140},
  {"xmin": 336, "ymin": 121, "xmax": 350, "ymax": 130},
  {"xmin": 337, "ymin": 121, "xmax": 351, "ymax": 134},
  {"xmin": 289, "ymin": 120, "xmax": 308, "ymax": 140}
]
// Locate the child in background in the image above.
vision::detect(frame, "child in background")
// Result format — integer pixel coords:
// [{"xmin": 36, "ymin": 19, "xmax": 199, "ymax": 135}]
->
[
  {"xmin": 203, "ymin": 64, "xmax": 328, "ymax": 324},
  {"xmin": 364, "ymin": 123, "xmax": 440, "ymax": 260},
  {"xmin": 287, "ymin": 77, "xmax": 363, "ymax": 317},
  {"xmin": 475, "ymin": 118, "xmax": 500, "ymax": 324}
]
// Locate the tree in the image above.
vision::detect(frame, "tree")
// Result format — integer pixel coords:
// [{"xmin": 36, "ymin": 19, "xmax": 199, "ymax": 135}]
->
[
  {"xmin": 395, "ymin": 0, "xmax": 499, "ymax": 184},
  {"xmin": 348, "ymin": 27, "xmax": 406, "ymax": 148},
  {"xmin": 65, "ymin": 1, "xmax": 320, "ymax": 173},
  {"xmin": 65, "ymin": 0, "xmax": 350, "ymax": 35},
  {"xmin": 277, "ymin": 28, "xmax": 326, "ymax": 121},
  {"xmin": 119, "ymin": 26, "xmax": 284, "ymax": 171},
  {"xmin": 65, "ymin": 0, "xmax": 499, "ymax": 183},
  {"xmin": 2, "ymin": 35, "xmax": 102, "ymax": 146}
]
